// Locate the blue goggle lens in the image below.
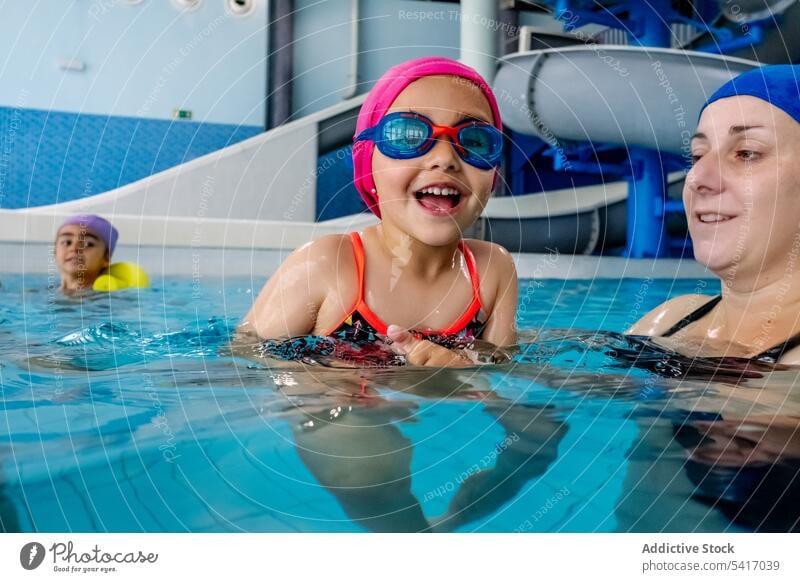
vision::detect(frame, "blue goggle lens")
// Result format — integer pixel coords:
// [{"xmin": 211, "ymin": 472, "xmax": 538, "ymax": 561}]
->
[
  {"xmin": 459, "ymin": 125, "xmax": 500, "ymax": 161},
  {"xmin": 361, "ymin": 113, "xmax": 503, "ymax": 169},
  {"xmin": 381, "ymin": 117, "xmax": 430, "ymax": 153}
]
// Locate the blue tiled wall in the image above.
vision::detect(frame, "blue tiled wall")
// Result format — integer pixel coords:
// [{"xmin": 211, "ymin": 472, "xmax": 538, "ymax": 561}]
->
[
  {"xmin": 315, "ymin": 146, "xmax": 368, "ymax": 221},
  {"xmin": 0, "ymin": 107, "xmax": 262, "ymax": 209}
]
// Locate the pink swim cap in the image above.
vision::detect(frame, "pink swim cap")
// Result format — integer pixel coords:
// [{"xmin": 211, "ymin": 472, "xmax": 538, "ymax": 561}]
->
[{"xmin": 352, "ymin": 56, "xmax": 503, "ymax": 217}]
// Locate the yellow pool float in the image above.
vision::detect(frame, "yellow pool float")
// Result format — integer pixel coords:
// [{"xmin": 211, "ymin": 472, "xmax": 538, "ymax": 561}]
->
[{"xmin": 93, "ymin": 262, "xmax": 150, "ymax": 292}]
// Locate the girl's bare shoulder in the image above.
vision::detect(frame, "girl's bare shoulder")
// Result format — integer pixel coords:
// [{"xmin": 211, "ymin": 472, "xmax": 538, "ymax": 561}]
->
[
  {"xmin": 284, "ymin": 234, "xmax": 355, "ymax": 279},
  {"xmin": 462, "ymin": 239, "xmax": 517, "ymax": 309},
  {"xmin": 463, "ymin": 239, "xmax": 516, "ymax": 276},
  {"xmin": 240, "ymin": 234, "xmax": 358, "ymax": 338},
  {"xmin": 296, "ymin": 233, "xmax": 353, "ymax": 260},
  {"xmin": 305, "ymin": 234, "xmax": 361, "ymax": 332}
]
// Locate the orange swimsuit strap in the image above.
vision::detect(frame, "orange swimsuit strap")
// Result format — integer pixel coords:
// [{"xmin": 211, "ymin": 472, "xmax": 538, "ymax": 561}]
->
[{"xmin": 326, "ymin": 231, "xmax": 483, "ymax": 337}]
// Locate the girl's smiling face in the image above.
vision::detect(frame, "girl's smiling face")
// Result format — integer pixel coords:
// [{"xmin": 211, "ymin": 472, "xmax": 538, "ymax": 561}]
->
[
  {"xmin": 686, "ymin": 96, "xmax": 800, "ymax": 283},
  {"xmin": 55, "ymin": 224, "xmax": 110, "ymax": 288},
  {"xmin": 371, "ymin": 75, "xmax": 498, "ymax": 247}
]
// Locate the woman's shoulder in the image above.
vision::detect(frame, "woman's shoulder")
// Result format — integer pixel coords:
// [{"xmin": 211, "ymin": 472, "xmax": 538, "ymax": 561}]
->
[{"xmin": 627, "ymin": 294, "xmax": 717, "ymax": 336}]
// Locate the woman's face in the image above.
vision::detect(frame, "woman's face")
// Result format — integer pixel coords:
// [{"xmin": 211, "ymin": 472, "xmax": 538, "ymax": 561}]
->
[
  {"xmin": 370, "ymin": 75, "xmax": 497, "ymax": 247},
  {"xmin": 686, "ymin": 96, "xmax": 800, "ymax": 283},
  {"xmin": 55, "ymin": 224, "xmax": 109, "ymax": 287}
]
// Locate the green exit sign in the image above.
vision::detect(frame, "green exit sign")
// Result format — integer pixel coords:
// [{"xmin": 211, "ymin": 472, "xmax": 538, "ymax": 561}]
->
[{"xmin": 172, "ymin": 109, "xmax": 193, "ymax": 120}]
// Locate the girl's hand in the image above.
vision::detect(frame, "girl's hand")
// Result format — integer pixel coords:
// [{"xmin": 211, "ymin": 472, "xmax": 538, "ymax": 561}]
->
[{"xmin": 386, "ymin": 325, "xmax": 476, "ymax": 368}]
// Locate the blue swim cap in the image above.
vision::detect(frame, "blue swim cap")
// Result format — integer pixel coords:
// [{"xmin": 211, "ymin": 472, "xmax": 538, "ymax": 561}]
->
[{"xmin": 700, "ymin": 64, "xmax": 800, "ymax": 125}]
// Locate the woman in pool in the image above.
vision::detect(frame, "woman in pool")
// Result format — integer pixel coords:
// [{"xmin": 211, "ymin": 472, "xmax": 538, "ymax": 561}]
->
[
  {"xmin": 241, "ymin": 57, "xmax": 518, "ymax": 367},
  {"xmin": 55, "ymin": 214, "xmax": 118, "ymax": 293},
  {"xmin": 629, "ymin": 65, "xmax": 800, "ymax": 365},
  {"xmin": 618, "ymin": 66, "xmax": 800, "ymax": 532}
]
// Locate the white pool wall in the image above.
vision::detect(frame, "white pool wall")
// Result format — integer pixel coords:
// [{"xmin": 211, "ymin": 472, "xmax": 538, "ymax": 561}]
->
[{"xmin": 1, "ymin": 240, "xmax": 711, "ymax": 280}]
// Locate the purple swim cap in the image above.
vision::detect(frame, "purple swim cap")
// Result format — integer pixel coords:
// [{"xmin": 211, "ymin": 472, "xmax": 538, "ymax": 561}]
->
[
  {"xmin": 352, "ymin": 56, "xmax": 503, "ymax": 218},
  {"xmin": 58, "ymin": 214, "xmax": 119, "ymax": 256}
]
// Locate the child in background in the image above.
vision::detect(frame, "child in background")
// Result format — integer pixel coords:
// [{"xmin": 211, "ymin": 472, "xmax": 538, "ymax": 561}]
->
[
  {"xmin": 55, "ymin": 214, "xmax": 118, "ymax": 293},
  {"xmin": 240, "ymin": 57, "xmax": 518, "ymax": 367}
]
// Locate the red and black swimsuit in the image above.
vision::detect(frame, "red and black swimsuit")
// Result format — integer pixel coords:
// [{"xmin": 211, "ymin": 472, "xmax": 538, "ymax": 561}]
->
[{"xmin": 326, "ymin": 232, "xmax": 488, "ymax": 349}]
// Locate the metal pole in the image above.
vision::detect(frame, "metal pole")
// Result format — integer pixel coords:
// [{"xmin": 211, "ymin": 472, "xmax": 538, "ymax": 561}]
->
[
  {"xmin": 341, "ymin": 0, "xmax": 360, "ymax": 99},
  {"xmin": 460, "ymin": 0, "xmax": 498, "ymax": 82},
  {"xmin": 267, "ymin": 0, "xmax": 294, "ymax": 129},
  {"xmin": 626, "ymin": 152, "xmax": 668, "ymax": 257},
  {"xmin": 626, "ymin": 0, "xmax": 671, "ymax": 257}
]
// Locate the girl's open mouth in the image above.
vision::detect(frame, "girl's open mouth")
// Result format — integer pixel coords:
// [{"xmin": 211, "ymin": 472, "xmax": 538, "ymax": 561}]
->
[{"xmin": 414, "ymin": 185, "xmax": 463, "ymax": 216}]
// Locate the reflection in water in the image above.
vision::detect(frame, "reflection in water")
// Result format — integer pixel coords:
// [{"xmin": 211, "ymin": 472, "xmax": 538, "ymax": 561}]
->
[
  {"xmin": 430, "ymin": 401, "xmax": 567, "ymax": 532},
  {"xmin": 268, "ymin": 365, "xmax": 567, "ymax": 532},
  {"xmin": 677, "ymin": 416, "xmax": 800, "ymax": 532},
  {"xmin": 300, "ymin": 402, "xmax": 567, "ymax": 533},
  {"xmin": 257, "ymin": 330, "xmax": 800, "ymax": 532},
  {"xmin": 0, "ymin": 468, "xmax": 21, "ymax": 532},
  {"xmin": 2, "ymin": 275, "xmax": 800, "ymax": 532},
  {"xmin": 518, "ymin": 332, "xmax": 800, "ymax": 532}
]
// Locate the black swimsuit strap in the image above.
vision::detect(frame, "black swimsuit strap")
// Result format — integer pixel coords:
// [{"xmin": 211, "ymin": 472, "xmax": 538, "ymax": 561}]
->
[
  {"xmin": 661, "ymin": 295, "xmax": 722, "ymax": 337},
  {"xmin": 754, "ymin": 333, "xmax": 800, "ymax": 364},
  {"xmin": 662, "ymin": 294, "xmax": 800, "ymax": 363}
]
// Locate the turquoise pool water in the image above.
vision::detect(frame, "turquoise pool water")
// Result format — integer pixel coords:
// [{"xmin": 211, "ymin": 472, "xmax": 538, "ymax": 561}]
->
[{"xmin": 1, "ymin": 275, "xmax": 799, "ymax": 532}]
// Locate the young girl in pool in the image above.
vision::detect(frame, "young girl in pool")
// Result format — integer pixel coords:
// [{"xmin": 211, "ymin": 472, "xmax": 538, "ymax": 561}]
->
[
  {"xmin": 55, "ymin": 214, "xmax": 118, "ymax": 293},
  {"xmin": 240, "ymin": 57, "xmax": 518, "ymax": 367}
]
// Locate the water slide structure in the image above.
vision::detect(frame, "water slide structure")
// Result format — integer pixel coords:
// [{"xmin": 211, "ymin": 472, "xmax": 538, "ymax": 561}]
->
[
  {"xmin": 1, "ymin": 0, "xmax": 797, "ymax": 261},
  {"xmin": 489, "ymin": 0, "xmax": 798, "ymax": 257},
  {"xmin": 491, "ymin": 45, "xmax": 755, "ymax": 255}
]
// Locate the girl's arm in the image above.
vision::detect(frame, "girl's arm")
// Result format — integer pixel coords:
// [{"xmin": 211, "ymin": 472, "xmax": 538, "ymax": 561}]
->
[
  {"xmin": 479, "ymin": 247, "xmax": 518, "ymax": 347},
  {"xmin": 238, "ymin": 237, "xmax": 344, "ymax": 339}
]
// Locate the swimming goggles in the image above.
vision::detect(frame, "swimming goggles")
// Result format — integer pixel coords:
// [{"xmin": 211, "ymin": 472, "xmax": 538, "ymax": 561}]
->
[{"xmin": 355, "ymin": 112, "xmax": 504, "ymax": 170}]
